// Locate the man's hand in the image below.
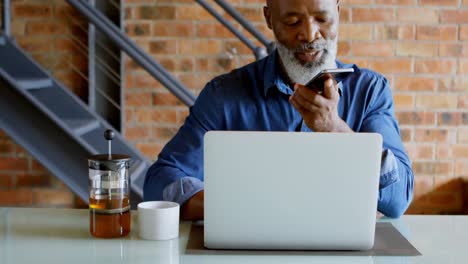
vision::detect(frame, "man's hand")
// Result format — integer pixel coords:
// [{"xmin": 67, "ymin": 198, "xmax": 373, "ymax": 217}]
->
[
  {"xmin": 290, "ymin": 75, "xmax": 352, "ymax": 133},
  {"xmin": 180, "ymin": 190, "xmax": 204, "ymax": 220}
]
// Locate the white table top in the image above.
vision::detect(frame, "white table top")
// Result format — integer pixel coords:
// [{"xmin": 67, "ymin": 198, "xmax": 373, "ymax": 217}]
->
[{"xmin": 0, "ymin": 207, "xmax": 467, "ymax": 264}]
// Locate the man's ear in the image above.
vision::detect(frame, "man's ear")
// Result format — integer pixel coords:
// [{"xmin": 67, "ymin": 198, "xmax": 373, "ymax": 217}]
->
[{"xmin": 263, "ymin": 6, "xmax": 273, "ymax": 30}]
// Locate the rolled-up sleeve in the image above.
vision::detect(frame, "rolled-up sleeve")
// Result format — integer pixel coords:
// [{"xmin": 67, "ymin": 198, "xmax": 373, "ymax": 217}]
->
[
  {"xmin": 361, "ymin": 76, "xmax": 414, "ymax": 218},
  {"xmin": 143, "ymin": 80, "xmax": 223, "ymax": 205}
]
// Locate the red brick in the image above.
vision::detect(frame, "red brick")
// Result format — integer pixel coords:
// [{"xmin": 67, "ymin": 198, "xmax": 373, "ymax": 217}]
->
[
  {"xmin": 339, "ymin": 24, "xmax": 373, "ymax": 40},
  {"xmin": 0, "ymin": 140, "xmax": 14, "ymax": 155},
  {"xmin": 137, "ymin": 6, "xmax": 176, "ymax": 20},
  {"xmin": 178, "ymin": 109, "xmax": 190, "ymax": 123},
  {"xmin": 397, "ymin": 8, "xmax": 439, "ymax": 23},
  {"xmin": 178, "ymin": 39, "xmax": 223, "ymax": 55},
  {"xmin": 438, "ymin": 78, "xmax": 468, "ymax": 92},
  {"xmin": 178, "ymin": 73, "xmax": 214, "ymax": 91},
  {"xmin": 461, "ymin": 26, "xmax": 468, "ymax": 41},
  {"xmin": 153, "ymin": 21, "xmax": 194, "ymax": 37},
  {"xmin": 396, "ymin": 42, "xmax": 438, "ymax": 57},
  {"xmin": 437, "ymin": 112, "xmax": 468, "ymax": 126},
  {"xmin": 413, "ymin": 161, "xmax": 453, "ymax": 176},
  {"xmin": 33, "ymin": 189, "xmax": 74, "ymax": 207},
  {"xmin": 0, "ymin": 173, "xmax": 14, "ymax": 188},
  {"xmin": 152, "ymin": 127, "xmax": 179, "ymax": 142},
  {"xmin": 415, "ymin": 94, "xmax": 458, "ymax": 109},
  {"xmin": 344, "ymin": 0, "xmax": 374, "ymax": 4},
  {"xmin": 440, "ymin": 10, "xmax": 468, "ymax": 23},
  {"xmin": 339, "ymin": 7, "xmax": 351, "ymax": 23},
  {"xmin": 176, "ymin": 5, "xmax": 201, "ymax": 20},
  {"xmin": 415, "ymin": 129, "xmax": 449, "ymax": 143},
  {"xmin": 337, "ymin": 41, "xmax": 351, "ymax": 56},
  {"xmin": 16, "ymin": 37, "xmax": 53, "ymax": 53},
  {"xmin": 16, "ymin": 173, "xmax": 50, "ymax": 187},
  {"xmin": 374, "ymin": 24, "xmax": 414, "ymax": 40},
  {"xmin": 404, "ymin": 144, "xmax": 435, "ymax": 160},
  {"xmin": 237, "ymin": 6, "xmax": 263, "ymax": 22},
  {"xmin": 26, "ymin": 21, "xmax": 69, "ymax": 35},
  {"xmin": 415, "ymin": 59, "xmax": 456, "ymax": 74},
  {"xmin": 395, "ymin": 112, "xmax": 435, "ymax": 125},
  {"xmin": 11, "ymin": 20, "xmax": 25, "ymax": 36},
  {"xmin": 152, "ymin": 92, "xmax": 184, "ymax": 106},
  {"xmin": 456, "ymin": 161, "xmax": 468, "ymax": 176},
  {"xmin": 13, "ymin": 3, "xmax": 52, "ymax": 18},
  {"xmin": 0, "ymin": 189, "xmax": 33, "ymax": 206},
  {"xmin": 393, "ymin": 94, "xmax": 414, "ymax": 109},
  {"xmin": 352, "ymin": 8, "xmax": 394, "ymax": 22},
  {"xmin": 136, "ymin": 142, "xmax": 165, "ymax": 159},
  {"xmin": 0, "ymin": 157, "xmax": 28, "ymax": 171},
  {"xmin": 375, "ymin": 0, "xmax": 416, "ymax": 4},
  {"xmin": 351, "ymin": 42, "xmax": 394, "ymax": 57},
  {"xmin": 31, "ymin": 160, "xmax": 48, "ymax": 173},
  {"xmin": 420, "ymin": 0, "xmax": 458, "ymax": 6},
  {"xmin": 126, "ymin": 92, "xmax": 152, "ymax": 107},
  {"xmin": 460, "ymin": 60, "xmax": 468, "ymax": 74},
  {"xmin": 439, "ymin": 43, "xmax": 468, "ymax": 57},
  {"xmin": 459, "ymin": 96, "xmax": 468, "ymax": 109},
  {"xmin": 133, "ymin": 72, "xmax": 164, "ymax": 89},
  {"xmin": 196, "ymin": 23, "xmax": 233, "ymax": 38},
  {"xmin": 416, "ymin": 25, "xmax": 457, "ymax": 41},
  {"xmin": 438, "ymin": 145, "xmax": 468, "ymax": 159},
  {"xmin": 149, "ymin": 40, "xmax": 177, "ymax": 55},
  {"xmin": 400, "ymin": 128, "xmax": 413, "ymax": 142},
  {"xmin": 124, "ymin": 126, "xmax": 150, "ymax": 141},
  {"xmin": 413, "ymin": 176, "xmax": 434, "ymax": 198},
  {"xmin": 369, "ymin": 58, "xmax": 412, "ymax": 74},
  {"xmin": 125, "ymin": 23, "xmax": 151, "ymax": 37},
  {"xmin": 394, "ymin": 76, "xmax": 436, "ymax": 92}
]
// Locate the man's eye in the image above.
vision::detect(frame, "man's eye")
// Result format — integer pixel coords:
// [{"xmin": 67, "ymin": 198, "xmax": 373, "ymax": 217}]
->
[
  {"xmin": 285, "ymin": 20, "xmax": 300, "ymax": 26},
  {"xmin": 316, "ymin": 17, "xmax": 330, "ymax": 23}
]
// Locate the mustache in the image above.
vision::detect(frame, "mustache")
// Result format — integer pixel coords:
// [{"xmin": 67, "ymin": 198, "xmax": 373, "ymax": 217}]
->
[{"xmin": 292, "ymin": 40, "xmax": 328, "ymax": 53}]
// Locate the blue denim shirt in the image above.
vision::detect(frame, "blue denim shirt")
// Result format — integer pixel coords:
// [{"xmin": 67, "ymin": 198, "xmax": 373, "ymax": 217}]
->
[{"xmin": 144, "ymin": 51, "xmax": 414, "ymax": 218}]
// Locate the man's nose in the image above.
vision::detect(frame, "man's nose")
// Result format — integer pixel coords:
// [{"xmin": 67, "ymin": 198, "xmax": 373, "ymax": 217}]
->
[{"xmin": 298, "ymin": 18, "xmax": 320, "ymax": 43}]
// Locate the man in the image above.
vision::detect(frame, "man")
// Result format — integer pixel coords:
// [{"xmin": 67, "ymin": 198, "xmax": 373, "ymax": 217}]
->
[{"xmin": 143, "ymin": 0, "xmax": 414, "ymax": 220}]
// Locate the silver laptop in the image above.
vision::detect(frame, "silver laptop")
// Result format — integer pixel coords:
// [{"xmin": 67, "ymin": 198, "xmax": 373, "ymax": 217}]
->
[{"xmin": 203, "ymin": 131, "xmax": 382, "ymax": 250}]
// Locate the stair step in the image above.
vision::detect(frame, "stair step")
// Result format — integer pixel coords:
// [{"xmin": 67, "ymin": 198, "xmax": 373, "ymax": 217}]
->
[
  {"xmin": 130, "ymin": 161, "xmax": 147, "ymax": 197},
  {"xmin": 63, "ymin": 119, "xmax": 101, "ymax": 136},
  {"xmin": 18, "ymin": 78, "xmax": 53, "ymax": 90}
]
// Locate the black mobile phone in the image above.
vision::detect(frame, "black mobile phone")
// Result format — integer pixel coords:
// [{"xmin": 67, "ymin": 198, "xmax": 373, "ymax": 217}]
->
[{"xmin": 304, "ymin": 68, "xmax": 354, "ymax": 92}]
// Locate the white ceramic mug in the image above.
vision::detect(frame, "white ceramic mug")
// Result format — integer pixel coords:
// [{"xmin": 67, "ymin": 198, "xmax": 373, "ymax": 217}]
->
[{"xmin": 137, "ymin": 201, "xmax": 180, "ymax": 240}]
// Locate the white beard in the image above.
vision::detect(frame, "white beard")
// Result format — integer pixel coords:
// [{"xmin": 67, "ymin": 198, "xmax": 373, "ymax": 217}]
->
[{"xmin": 276, "ymin": 39, "xmax": 338, "ymax": 85}]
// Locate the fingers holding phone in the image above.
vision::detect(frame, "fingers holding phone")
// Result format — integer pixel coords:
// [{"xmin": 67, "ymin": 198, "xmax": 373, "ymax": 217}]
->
[
  {"xmin": 289, "ymin": 68, "xmax": 354, "ymax": 132},
  {"xmin": 305, "ymin": 68, "xmax": 354, "ymax": 95}
]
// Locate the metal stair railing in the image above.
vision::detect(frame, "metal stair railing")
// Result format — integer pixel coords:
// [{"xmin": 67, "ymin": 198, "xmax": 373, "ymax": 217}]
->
[
  {"xmin": 196, "ymin": 0, "xmax": 275, "ymax": 60},
  {"xmin": 0, "ymin": 0, "xmax": 273, "ymax": 207},
  {"xmin": 66, "ymin": 0, "xmax": 196, "ymax": 107},
  {"xmin": 1, "ymin": 0, "xmax": 9, "ymax": 37}
]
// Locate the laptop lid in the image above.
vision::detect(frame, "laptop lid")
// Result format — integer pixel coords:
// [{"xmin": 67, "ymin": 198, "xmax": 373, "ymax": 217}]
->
[{"xmin": 204, "ymin": 131, "xmax": 382, "ymax": 250}]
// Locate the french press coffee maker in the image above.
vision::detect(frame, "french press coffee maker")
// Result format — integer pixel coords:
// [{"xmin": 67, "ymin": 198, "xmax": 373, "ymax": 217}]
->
[{"xmin": 88, "ymin": 129, "xmax": 131, "ymax": 238}]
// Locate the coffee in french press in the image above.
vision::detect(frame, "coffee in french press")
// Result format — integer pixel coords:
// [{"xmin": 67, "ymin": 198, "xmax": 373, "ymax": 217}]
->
[{"xmin": 88, "ymin": 129, "xmax": 131, "ymax": 238}]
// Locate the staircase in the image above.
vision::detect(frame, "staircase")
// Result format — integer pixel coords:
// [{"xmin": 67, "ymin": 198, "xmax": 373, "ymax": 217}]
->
[
  {"xmin": 0, "ymin": 0, "xmax": 272, "ymax": 208},
  {"xmin": 0, "ymin": 35, "xmax": 150, "ymax": 206}
]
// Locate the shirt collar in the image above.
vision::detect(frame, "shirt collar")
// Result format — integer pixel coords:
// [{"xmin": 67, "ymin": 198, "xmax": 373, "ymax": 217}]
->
[
  {"xmin": 262, "ymin": 50, "xmax": 355, "ymax": 97},
  {"xmin": 262, "ymin": 50, "xmax": 293, "ymax": 97}
]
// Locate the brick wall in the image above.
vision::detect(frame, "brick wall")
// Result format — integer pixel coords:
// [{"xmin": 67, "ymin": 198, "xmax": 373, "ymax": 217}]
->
[
  {"xmin": 124, "ymin": 0, "xmax": 468, "ymax": 214},
  {"xmin": 1, "ymin": 0, "xmax": 467, "ymax": 213},
  {"xmin": 0, "ymin": 0, "xmax": 88, "ymax": 208}
]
